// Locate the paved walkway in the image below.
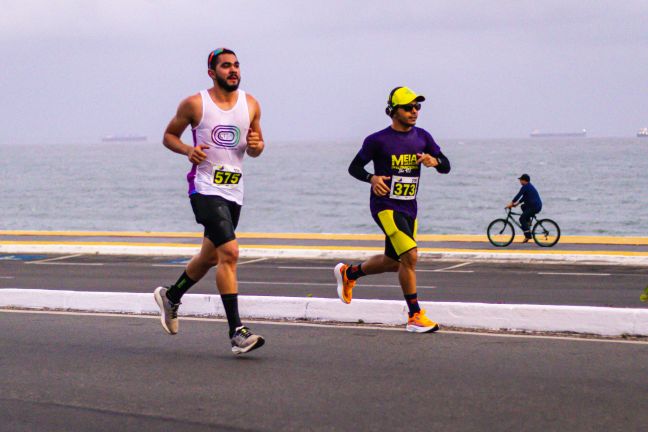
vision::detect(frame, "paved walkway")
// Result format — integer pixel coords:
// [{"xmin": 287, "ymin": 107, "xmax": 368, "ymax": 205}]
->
[{"xmin": 2, "ymin": 231, "xmax": 648, "ymax": 263}]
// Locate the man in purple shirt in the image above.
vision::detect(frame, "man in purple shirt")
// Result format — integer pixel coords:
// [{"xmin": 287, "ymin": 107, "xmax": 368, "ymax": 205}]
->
[{"xmin": 333, "ymin": 86, "xmax": 451, "ymax": 333}]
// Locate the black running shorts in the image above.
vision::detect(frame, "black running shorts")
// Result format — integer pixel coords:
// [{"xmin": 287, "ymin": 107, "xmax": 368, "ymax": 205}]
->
[
  {"xmin": 372, "ymin": 209, "xmax": 418, "ymax": 261},
  {"xmin": 190, "ymin": 193, "xmax": 241, "ymax": 248}
]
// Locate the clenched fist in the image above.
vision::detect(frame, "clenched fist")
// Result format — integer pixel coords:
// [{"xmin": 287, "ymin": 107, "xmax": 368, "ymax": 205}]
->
[
  {"xmin": 247, "ymin": 129, "xmax": 264, "ymax": 157},
  {"xmin": 188, "ymin": 144, "xmax": 209, "ymax": 164}
]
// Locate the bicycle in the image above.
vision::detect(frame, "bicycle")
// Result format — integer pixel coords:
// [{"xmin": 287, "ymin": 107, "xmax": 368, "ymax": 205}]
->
[{"xmin": 487, "ymin": 208, "xmax": 561, "ymax": 247}]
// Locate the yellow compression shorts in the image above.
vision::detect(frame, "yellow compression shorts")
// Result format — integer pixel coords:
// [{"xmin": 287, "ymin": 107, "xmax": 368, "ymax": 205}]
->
[{"xmin": 374, "ymin": 209, "xmax": 418, "ymax": 260}]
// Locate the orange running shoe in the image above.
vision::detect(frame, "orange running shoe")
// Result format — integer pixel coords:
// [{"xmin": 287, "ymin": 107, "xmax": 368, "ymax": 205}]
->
[
  {"xmin": 334, "ymin": 263, "xmax": 356, "ymax": 304},
  {"xmin": 406, "ymin": 309, "xmax": 440, "ymax": 333}
]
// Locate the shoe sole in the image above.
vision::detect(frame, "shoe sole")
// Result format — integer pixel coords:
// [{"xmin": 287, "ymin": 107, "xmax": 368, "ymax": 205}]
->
[
  {"xmin": 153, "ymin": 287, "xmax": 176, "ymax": 335},
  {"xmin": 232, "ymin": 336, "xmax": 265, "ymax": 355},
  {"xmin": 406, "ymin": 324, "xmax": 440, "ymax": 333},
  {"xmin": 334, "ymin": 263, "xmax": 350, "ymax": 304}
]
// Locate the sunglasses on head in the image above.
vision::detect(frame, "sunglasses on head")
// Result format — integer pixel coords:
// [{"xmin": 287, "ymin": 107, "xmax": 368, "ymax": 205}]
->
[{"xmin": 399, "ymin": 103, "xmax": 421, "ymax": 112}]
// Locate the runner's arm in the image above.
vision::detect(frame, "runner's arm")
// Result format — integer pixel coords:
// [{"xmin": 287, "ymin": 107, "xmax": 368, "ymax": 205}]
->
[
  {"xmin": 164, "ymin": 96, "xmax": 208, "ymax": 164},
  {"xmin": 246, "ymin": 93, "xmax": 264, "ymax": 157},
  {"xmin": 422, "ymin": 132, "xmax": 450, "ymax": 174},
  {"xmin": 348, "ymin": 154, "xmax": 373, "ymax": 183},
  {"xmin": 434, "ymin": 151, "xmax": 451, "ymax": 174},
  {"xmin": 163, "ymin": 96, "xmax": 199, "ymax": 157}
]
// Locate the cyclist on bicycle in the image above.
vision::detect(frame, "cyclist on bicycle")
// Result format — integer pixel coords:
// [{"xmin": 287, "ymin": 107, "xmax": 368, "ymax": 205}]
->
[{"xmin": 506, "ymin": 174, "xmax": 542, "ymax": 243}]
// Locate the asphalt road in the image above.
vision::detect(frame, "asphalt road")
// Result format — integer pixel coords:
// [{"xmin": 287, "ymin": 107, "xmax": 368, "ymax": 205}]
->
[
  {"xmin": 1, "ymin": 254, "xmax": 648, "ymax": 307},
  {"xmin": 1, "ymin": 310, "xmax": 647, "ymax": 432}
]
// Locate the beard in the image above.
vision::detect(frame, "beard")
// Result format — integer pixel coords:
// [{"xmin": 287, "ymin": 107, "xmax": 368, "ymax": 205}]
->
[{"xmin": 216, "ymin": 74, "xmax": 240, "ymax": 92}]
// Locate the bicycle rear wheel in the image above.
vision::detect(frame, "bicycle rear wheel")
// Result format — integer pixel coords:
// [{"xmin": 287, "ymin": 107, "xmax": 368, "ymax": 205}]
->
[
  {"xmin": 532, "ymin": 219, "xmax": 561, "ymax": 247},
  {"xmin": 487, "ymin": 219, "xmax": 515, "ymax": 247}
]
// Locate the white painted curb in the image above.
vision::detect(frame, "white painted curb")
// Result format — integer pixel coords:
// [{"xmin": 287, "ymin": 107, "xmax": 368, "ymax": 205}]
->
[
  {"xmin": 1, "ymin": 244, "xmax": 647, "ymax": 265},
  {"xmin": 1, "ymin": 289, "xmax": 647, "ymax": 337}
]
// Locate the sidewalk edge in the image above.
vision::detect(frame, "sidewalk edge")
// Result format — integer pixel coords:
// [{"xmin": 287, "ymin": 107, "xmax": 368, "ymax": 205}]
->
[{"xmin": 1, "ymin": 289, "xmax": 647, "ymax": 337}]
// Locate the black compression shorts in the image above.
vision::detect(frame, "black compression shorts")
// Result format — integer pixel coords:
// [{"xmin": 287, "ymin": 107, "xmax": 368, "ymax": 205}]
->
[
  {"xmin": 190, "ymin": 193, "xmax": 241, "ymax": 248},
  {"xmin": 372, "ymin": 209, "xmax": 418, "ymax": 261}
]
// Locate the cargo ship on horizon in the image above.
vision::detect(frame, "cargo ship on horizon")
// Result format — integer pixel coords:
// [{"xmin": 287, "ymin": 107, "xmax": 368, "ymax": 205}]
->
[{"xmin": 530, "ymin": 129, "xmax": 587, "ymax": 138}]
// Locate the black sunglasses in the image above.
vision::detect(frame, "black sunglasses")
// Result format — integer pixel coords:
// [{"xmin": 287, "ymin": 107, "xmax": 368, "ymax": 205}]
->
[{"xmin": 399, "ymin": 103, "xmax": 422, "ymax": 112}]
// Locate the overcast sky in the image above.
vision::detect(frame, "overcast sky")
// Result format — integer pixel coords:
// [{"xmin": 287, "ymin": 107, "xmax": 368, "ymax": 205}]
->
[{"xmin": 1, "ymin": 0, "xmax": 647, "ymax": 144}]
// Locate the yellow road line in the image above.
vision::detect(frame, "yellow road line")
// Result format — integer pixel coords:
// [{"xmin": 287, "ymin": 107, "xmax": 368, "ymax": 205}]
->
[
  {"xmin": 2, "ymin": 241, "xmax": 648, "ymax": 256},
  {"xmin": 417, "ymin": 248, "xmax": 648, "ymax": 257},
  {"xmin": 0, "ymin": 230, "xmax": 202, "ymax": 238},
  {"xmin": 1, "ymin": 231, "xmax": 647, "ymax": 245},
  {"xmin": 0, "ymin": 241, "xmax": 199, "ymax": 247}
]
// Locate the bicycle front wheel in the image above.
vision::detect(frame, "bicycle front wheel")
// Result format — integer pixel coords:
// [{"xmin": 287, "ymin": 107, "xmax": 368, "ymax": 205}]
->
[
  {"xmin": 532, "ymin": 219, "xmax": 561, "ymax": 247},
  {"xmin": 487, "ymin": 219, "xmax": 515, "ymax": 247}
]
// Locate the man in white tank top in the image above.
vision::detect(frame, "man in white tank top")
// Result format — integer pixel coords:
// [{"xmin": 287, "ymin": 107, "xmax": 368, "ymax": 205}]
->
[{"xmin": 154, "ymin": 48, "xmax": 265, "ymax": 355}]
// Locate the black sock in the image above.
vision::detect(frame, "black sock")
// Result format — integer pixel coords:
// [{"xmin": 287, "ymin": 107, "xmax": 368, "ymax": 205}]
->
[
  {"xmin": 166, "ymin": 271, "xmax": 197, "ymax": 304},
  {"xmin": 404, "ymin": 293, "xmax": 421, "ymax": 318},
  {"xmin": 345, "ymin": 264, "xmax": 366, "ymax": 281},
  {"xmin": 221, "ymin": 294, "xmax": 243, "ymax": 338}
]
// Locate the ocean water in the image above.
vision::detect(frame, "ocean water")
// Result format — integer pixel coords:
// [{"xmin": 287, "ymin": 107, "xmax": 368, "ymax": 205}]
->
[{"xmin": 1, "ymin": 137, "xmax": 647, "ymax": 235}]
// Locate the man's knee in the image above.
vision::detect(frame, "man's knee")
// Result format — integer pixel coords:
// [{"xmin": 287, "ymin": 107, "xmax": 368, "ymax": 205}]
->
[
  {"xmin": 400, "ymin": 249, "xmax": 418, "ymax": 268},
  {"xmin": 217, "ymin": 242, "xmax": 239, "ymax": 265}
]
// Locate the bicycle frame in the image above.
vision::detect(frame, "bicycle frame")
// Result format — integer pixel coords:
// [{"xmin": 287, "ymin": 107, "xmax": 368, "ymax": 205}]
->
[{"xmin": 504, "ymin": 208, "xmax": 537, "ymax": 231}]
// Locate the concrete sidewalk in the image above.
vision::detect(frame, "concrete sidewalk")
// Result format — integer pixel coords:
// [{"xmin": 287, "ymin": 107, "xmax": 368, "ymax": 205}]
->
[
  {"xmin": 2, "ymin": 230, "xmax": 648, "ymax": 264},
  {"xmin": 2, "ymin": 289, "xmax": 648, "ymax": 337}
]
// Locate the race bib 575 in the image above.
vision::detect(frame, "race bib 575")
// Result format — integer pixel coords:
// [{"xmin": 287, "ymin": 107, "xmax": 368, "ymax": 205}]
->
[{"xmin": 212, "ymin": 164, "xmax": 242, "ymax": 188}]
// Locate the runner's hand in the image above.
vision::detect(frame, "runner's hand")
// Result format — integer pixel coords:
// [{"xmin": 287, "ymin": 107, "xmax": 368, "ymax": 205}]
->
[
  {"xmin": 188, "ymin": 144, "xmax": 209, "ymax": 164},
  {"xmin": 416, "ymin": 153, "xmax": 438, "ymax": 167},
  {"xmin": 247, "ymin": 130, "xmax": 264, "ymax": 156},
  {"xmin": 370, "ymin": 175, "xmax": 391, "ymax": 196}
]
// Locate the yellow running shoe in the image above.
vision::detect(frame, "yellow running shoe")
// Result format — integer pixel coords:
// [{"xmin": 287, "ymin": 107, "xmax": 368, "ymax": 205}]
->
[
  {"xmin": 406, "ymin": 309, "xmax": 440, "ymax": 333},
  {"xmin": 334, "ymin": 263, "xmax": 356, "ymax": 304}
]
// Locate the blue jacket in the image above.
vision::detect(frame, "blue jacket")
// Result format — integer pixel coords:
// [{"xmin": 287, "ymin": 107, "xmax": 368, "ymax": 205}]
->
[{"xmin": 513, "ymin": 183, "xmax": 542, "ymax": 211}]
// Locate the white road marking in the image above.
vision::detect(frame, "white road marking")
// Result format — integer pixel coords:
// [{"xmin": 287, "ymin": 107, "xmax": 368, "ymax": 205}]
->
[
  {"xmin": 418, "ymin": 262, "xmax": 474, "ymax": 273},
  {"xmin": 239, "ymin": 280, "xmax": 436, "ymax": 289},
  {"xmin": 239, "ymin": 258, "xmax": 268, "ymax": 266},
  {"xmin": 280, "ymin": 264, "xmax": 474, "ymax": 273},
  {"xmin": 278, "ymin": 266, "xmax": 331, "ymax": 270},
  {"xmin": 419, "ymin": 269, "xmax": 475, "ymax": 273},
  {"xmin": 0, "ymin": 276, "xmax": 15, "ymax": 279},
  {"xmin": 538, "ymin": 272, "xmax": 611, "ymax": 277},
  {"xmin": 2, "ymin": 308, "xmax": 645, "ymax": 345},
  {"xmin": 25, "ymin": 262, "xmax": 104, "ymax": 266},
  {"xmin": 434, "ymin": 262, "xmax": 473, "ymax": 271},
  {"xmin": 152, "ymin": 257, "xmax": 268, "ymax": 269},
  {"xmin": 25, "ymin": 254, "xmax": 83, "ymax": 264}
]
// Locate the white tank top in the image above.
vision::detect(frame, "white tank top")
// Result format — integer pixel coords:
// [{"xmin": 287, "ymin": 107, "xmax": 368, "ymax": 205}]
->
[{"xmin": 187, "ymin": 89, "xmax": 250, "ymax": 204}]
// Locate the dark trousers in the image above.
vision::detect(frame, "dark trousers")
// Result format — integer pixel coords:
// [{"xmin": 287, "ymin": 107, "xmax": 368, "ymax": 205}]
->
[{"xmin": 520, "ymin": 205, "xmax": 540, "ymax": 238}]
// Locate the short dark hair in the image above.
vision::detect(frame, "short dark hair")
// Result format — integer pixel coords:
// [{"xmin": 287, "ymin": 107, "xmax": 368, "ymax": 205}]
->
[{"xmin": 208, "ymin": 48, "xmax": 236, "ymax": 70}]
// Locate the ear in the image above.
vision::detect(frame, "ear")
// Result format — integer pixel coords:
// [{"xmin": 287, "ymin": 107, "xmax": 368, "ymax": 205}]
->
[{"xmin": 207, "ymin": 69, "xmax": 215, "ymax": 80}]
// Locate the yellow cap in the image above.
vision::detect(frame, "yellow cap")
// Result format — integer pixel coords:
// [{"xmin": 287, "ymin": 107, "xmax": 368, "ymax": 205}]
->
[{"xmin": 389, "ymin": 87, "xmax": 426, "ymax": 106}]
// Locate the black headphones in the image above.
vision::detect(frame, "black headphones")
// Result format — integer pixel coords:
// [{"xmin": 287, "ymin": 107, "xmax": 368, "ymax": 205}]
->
[{"xmin": 385, "ymin": 86, "xmax": 403, "ymax": 117}]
